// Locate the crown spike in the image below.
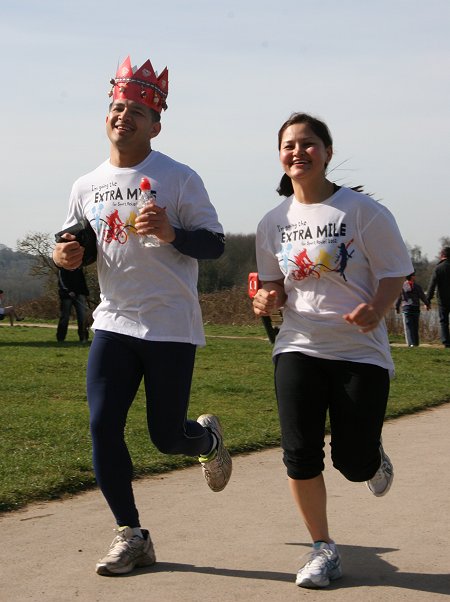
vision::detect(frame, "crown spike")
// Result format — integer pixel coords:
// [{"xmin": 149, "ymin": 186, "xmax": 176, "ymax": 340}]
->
[{"xmin": 109, "ymin": 55, "xmax": 169, "ymax": 113}]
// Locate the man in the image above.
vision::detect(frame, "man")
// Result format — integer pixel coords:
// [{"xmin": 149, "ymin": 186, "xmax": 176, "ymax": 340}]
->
[
  {"xmin": 427, "ymin": 246, "xmax": 450, "ymax": 348},
  {"xmin": 53, "ymin": 55, "xmax": 232, "ymax": 576},
  {"xmin": 56, "ymin": 267, "xmax": 90, "ymax": 343},
  {"xmin": 0, "ymin": 290, "xmax": 24, "ymax": 325}
]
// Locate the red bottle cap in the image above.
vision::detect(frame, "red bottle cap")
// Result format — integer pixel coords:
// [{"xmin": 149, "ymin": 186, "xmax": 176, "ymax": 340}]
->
[{"xmin": 140, "ymin": 177, "xmax": 151, "ymax": 190}]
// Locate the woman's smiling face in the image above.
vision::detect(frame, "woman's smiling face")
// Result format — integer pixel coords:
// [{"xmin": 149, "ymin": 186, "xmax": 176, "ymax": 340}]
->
[{"xmin": 279, "ymin": 122, "xmax": 332, "ymax": 183}]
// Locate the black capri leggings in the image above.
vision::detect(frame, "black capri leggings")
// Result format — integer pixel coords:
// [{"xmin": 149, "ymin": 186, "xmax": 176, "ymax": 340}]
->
[{"xmin": 274, "ymin": 351, "xmax": 390, "ymax": 482}]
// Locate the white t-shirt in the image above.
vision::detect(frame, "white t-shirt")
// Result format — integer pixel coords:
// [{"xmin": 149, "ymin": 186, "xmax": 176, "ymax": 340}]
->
[
  {"xmin": 256, "ymin": 187, "xmax": 413, "ymax": 372},
  {"xmin": 61, "ymin": 150, "xmax": 223, "ymax": 345}
]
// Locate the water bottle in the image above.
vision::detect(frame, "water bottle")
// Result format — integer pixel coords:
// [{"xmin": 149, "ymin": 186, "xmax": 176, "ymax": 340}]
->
[{"xmin": 136, "ymin": 177, "xmax": 160, "ymax": 247}]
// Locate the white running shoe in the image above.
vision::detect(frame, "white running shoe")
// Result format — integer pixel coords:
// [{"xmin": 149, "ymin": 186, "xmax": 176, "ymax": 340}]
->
[
  {"xmin": 365, "ymin": 443, "xmax": 394, "ymax": 497},
  {"xmin": 197, "ymin": 414, "xmax": 232, "ymax": 492},
  {"xmin": 296, "ymin": 541, "xmax": 342, "ymax": 589},
  {"xmin": 96, "ymin": 526, "xmax": 156, "ymax": 576}
]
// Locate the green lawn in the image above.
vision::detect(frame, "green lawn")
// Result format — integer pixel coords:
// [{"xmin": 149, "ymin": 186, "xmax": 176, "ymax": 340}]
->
[{"xmin": 0, "ymin": 324, "xmax": 449, "ymax": 512}]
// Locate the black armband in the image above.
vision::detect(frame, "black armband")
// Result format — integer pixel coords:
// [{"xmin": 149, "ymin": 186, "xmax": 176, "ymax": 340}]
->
[{"xmin": 171, "ymin": 228, "xmax": 225, "ymax": 260}]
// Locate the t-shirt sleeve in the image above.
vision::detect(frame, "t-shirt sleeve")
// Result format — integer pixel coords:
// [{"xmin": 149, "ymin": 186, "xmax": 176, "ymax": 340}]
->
[
  {"xmin": 359, "ymin": 203, "xmax": 413, "ymax": 280},
  {"xmin": 256, "ymin": 218, "xmax": 284, "ymax": 282},
  {"xmin": 61, "ymin": 181, "xmax": 86, "ymax": 230},
  {"xmin": 176, "ymin": 171, "xmax": 223, "ymax": 234}
]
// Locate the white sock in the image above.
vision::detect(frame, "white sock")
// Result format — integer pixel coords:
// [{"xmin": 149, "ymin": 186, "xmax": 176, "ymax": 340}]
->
[{"xmin": 131, "ymin": 527, "xmax": 144, "ymax": 538}]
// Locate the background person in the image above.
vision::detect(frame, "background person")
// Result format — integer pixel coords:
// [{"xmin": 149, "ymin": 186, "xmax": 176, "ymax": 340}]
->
[
  {"xmin": 0, "ymin": 289, "xmax": 24, "ymax": 325},
  {"xmin": 56, "ymin": 267, "xmax": 90, "ymax": 343},
  {"xmin": 395, "ymin": 273, "xmax": 430, "ymax": 347},
  {"xmin": 52, "ymin": 55, "xmax": 232, "ymax": 577},
  {"xmin": 426, "ymin": 246, "xmax": 450, "ymax": 348},
  {"xmin": 252, "ymin": 112, "xmax": 413, "ymax": 589}
]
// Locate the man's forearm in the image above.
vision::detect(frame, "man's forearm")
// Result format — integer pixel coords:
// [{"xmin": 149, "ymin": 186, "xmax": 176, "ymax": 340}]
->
[{"xmin": 171, "ymin": 228, "xmax": 225, "ymax": 259}]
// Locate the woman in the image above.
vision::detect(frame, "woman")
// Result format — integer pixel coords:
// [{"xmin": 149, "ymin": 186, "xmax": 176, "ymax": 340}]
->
[
  {"xmin": 395, "ymin": 273, "xmax": 430, "ymax": 346},
  {"xmin": 252, "ymin": 113, "xmax": 413, "ymax": 589}
]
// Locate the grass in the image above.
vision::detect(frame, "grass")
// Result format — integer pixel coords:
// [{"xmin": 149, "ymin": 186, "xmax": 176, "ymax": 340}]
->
[{"xmin": 0, "ymin": 323, "xmax": 449, "ymax": 513}]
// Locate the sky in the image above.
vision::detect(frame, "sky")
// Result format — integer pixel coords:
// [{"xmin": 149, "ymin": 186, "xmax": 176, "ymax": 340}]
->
[{"xmin": 1, "ymin": 0, "xmax": 449, "ymax": 260}]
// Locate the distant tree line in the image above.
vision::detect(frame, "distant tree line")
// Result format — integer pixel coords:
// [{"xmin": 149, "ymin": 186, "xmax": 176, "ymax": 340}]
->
[
  {"xmin": 0, "ymin": 233, "xmax": 449, "ymax": 311},
  {"xmin": 198, "ymin": 233, "xmax": 256, "ymax": 292},
  {"xmin": 0, "ymin": 244, "xmax": 47, "ymax": 303},
  {"xmin": 0, "ymin": 233, "xmax": 258, "ymax": 309},
  {"xmin": 197, "ymin": 235, "xmax": 450, "ymax": 295}
]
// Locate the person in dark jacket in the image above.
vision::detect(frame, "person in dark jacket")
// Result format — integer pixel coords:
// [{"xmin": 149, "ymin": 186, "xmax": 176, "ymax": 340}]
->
[
  {"xmin": 395, "ymin": 273, "xmax": 430, "ymax": 346},
  {"xmin": 56, "ymin": 267, "xmax": 90, "ymax": 342},
  {"xmin": 427, "ymin": 247, "xmax": 450, "ymax": 348}
]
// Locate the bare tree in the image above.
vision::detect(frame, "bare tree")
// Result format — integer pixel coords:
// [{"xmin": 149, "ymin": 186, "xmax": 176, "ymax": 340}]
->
[
  {"xmin": 439, "ymin": 236, "xmax": 450, "ymax": 251},
  {"xmin": 16, "ymin": 231, "xmax": 100, "ymax": 311},
  {"xmin": 16, "ymin": 232, "xmax": 57, "ymax": 278}
]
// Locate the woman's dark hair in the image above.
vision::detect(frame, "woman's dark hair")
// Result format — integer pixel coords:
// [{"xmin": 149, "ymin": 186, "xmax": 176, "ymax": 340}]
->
[{"xmin": 277, "ymin": 112, "xmax": 333, "ymax": 197}]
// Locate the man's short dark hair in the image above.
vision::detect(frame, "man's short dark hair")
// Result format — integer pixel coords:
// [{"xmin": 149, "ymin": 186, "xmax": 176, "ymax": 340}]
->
[
  {"xmin": 149, "ymin": 108, "xmax": 161, "ymax": 122},
  {"xmin": 441, "ymin": 247, "xmax": 450, "ymax": 259},
  {"xmin": 108, "ymin": 102, "xmax": 161, "ymax": 123}
]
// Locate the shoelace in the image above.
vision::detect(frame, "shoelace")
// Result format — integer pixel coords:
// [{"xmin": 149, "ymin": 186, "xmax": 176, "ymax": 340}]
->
[
  {"xmin": 109, "ymin": 534, "xmax": 143, "ymax": 558},
  {"xmin": 370, "ymin": 466, "xmax": 385, "ymax": 484},
  {"xmin": 371, "ymin": 457, "xmax": 392, "ymax": 484},
  {"xmin": 305, "ymin": 548, "xmax": 335, "ymax": 570},
  {"xmin": 381, "ymin": 459, "xmax": 393, "ymax": 475}
]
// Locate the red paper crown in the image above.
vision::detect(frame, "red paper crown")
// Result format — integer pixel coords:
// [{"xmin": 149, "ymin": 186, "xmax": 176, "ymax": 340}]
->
[{"xmin": 109, "ymin": 56, "xmax": 169, "ymax": 113}]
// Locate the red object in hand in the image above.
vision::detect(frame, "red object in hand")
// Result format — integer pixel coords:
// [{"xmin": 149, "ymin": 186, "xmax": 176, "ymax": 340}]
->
[
  {"xmin": 248, "ymin": 272, "xmax": 261, "ymax": 299},
  {"xmin": 247, "ymin": 271, "xmax": 279, "ymax": 344},
  {"xmin": 140, "ymin": 177, "xmax": 151, "ymax": 191}
]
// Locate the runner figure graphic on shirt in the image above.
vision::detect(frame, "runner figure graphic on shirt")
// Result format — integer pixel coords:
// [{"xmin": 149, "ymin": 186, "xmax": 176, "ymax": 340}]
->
[
  {"xmin": 103, "ymin": 209, "xmax": 129, "ymax": 244},
  {"xmin": 335, "ymin": 239, "xmax": 354, "ymax": 282},
  {"xmin": 287, "ymin": 239, "xmax": 354, "ymax": 282}
]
